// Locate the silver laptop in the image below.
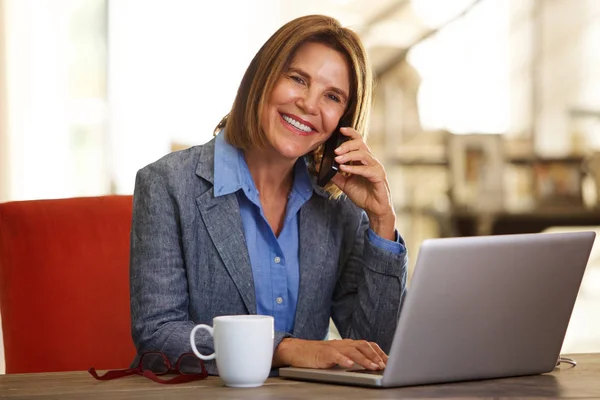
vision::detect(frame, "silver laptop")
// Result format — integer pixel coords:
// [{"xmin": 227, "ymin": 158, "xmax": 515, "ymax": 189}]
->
[{"xmin": 280, "ymin": 231, "xmax": 596, "ymax": 387}]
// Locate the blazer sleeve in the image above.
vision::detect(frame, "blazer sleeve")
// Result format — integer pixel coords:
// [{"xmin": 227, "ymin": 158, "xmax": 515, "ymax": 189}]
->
[
  {"xmin": 130, "ymin": 166, "xmax": 211, "ymax": 369},
  {"xmin": 330, "ymin": 210, "xmax": 408, "ymax": 353}
]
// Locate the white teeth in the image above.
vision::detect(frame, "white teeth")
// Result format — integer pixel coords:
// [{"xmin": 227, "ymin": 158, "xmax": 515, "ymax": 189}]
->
[{"xmin": 282, "ymin": 115, "xmax": 312, "ymax": 133}]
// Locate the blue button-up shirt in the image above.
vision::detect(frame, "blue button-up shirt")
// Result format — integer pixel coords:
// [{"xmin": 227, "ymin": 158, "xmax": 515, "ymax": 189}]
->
[{"xmin": 213, "ymin": 132, "xmax": 405, "ymax": 333}]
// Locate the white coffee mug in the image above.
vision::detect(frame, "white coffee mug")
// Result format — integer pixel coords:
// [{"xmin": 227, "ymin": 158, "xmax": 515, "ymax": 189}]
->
[{"xmin": 190, "ymin": 315, "xmax": 274, "ymax": 388}]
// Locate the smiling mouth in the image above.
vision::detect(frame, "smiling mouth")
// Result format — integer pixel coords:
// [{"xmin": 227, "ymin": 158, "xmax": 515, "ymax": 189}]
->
[{"xmin": 280, "ymin": 113, "xmax": 316, "ymax": 134}]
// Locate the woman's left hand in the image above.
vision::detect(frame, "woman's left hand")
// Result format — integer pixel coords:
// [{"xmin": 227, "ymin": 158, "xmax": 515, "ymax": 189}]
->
[{"xmin": 330, "ymin": 127, "xmax": 396, "ymax": 240}]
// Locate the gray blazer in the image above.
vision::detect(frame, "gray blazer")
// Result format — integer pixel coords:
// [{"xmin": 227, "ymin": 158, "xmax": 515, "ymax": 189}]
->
[{"xmin": 130, "ymin": 138, "xmax": 408, "ymax": 374}]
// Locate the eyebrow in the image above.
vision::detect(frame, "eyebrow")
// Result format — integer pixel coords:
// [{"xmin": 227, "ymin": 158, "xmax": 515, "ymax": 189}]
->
[{"xmin": 288, "ymin": 67, "xmax": 349, "ymax": 103}]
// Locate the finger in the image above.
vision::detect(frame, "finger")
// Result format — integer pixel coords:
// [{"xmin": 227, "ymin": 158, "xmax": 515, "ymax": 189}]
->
[
  {"xmin": 339, "ymin": 126, "xmax": 361, "ymax": 140},
  {"xmin": 330, "ymin": 170, "xmax": 349, "ymax": 189},
  {"xmin": 342, "ymin": 347, "xmax": 381, "ymax": 370},
  {"xmin": 334, "ymin": 138, "xmax": 368, "ymax": 156},
  {"xmin": 355, "ymin": 341, "xmax": 386, "ymax": 369},
  {"xmin": 335, "ymin": 149, "xmax": 376, "ymax": 167},
  {"xmin": 332, "ymin": 351, "xmax": 356, "ymax": 369},
  {"xmin": 369, "ymin": 342, "xmax": 389, "ymax": 365},
  {"xmin": 377, "ymin": 349, "xmax": 388, "ymax": 365},
  {"xmin": 339, "ymin": 163, "xmax": 384, "ymax": 183},
  {"xmin": 335, "ymin": 129, "xmax": 369, "ymax": 155}
]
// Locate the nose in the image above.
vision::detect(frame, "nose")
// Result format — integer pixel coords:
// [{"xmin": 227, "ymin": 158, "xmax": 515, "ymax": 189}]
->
[{"xmin": 296, "ymin": 88, "xmax": 319, "ymax": 115}]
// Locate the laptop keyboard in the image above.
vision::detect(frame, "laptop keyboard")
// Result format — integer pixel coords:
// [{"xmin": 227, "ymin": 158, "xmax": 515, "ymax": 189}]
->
[{"xmin": 352, "ymin": 369, "xmax": 385, "ymax": 375}]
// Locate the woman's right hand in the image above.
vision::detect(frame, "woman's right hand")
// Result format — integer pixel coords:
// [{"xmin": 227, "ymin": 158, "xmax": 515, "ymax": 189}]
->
[{"xmin": 272, "ymin": 338, "xmax": 387, "ymax": 370}]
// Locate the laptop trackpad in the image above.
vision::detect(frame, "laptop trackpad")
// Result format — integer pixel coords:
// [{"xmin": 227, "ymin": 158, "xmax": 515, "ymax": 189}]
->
[{"xmin": 352, "ymin": 369, "xmax": 385, "ymax": 376}]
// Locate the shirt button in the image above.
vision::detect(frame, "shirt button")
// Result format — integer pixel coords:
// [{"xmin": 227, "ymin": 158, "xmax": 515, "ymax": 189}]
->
[
  {"xmin": 276, "ymin": 297, "xmax": 283, "ymax": 304},
  {"xmin": 274, "ymin": 256, "xmax": 281, "ymax": 264}
]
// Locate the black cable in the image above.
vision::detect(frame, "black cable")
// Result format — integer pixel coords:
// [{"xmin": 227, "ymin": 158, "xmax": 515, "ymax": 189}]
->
[{"xmin": 557, "ymin": 356, "xmax": 577, "ymax": 367}]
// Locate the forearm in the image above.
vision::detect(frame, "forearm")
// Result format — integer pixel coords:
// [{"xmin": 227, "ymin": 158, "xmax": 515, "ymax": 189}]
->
[
  {"xmin": 332, "ymin": 229, "xmax": 408, "ymax": 352},
  {"xmin": 344, "ymin": 264, "xmax": 405, "ymax": 351},
  {"xmin": 133, "ymin": 319, "xmax": 197, "ymax": 357},
  {"xmin": 132, "ymin": 317, "xmax": 222, "ymax": 374},
  {"xmin": 272, "ymin": 337, "xmax": 294, "ymax": 368},
  {"xmin": 272, "ymin": 331, "xmax": 295, "ymax": 367},
  {"xmin": 367, "ymin": 210, "xmax": 397, "ymax": 241}
]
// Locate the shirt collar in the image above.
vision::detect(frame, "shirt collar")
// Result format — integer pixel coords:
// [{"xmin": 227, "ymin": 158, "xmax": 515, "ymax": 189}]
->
[
  {"xmin": 213, "ymin": 131, "xmax": 245, "ymax": 197},
  {"xmin": 213, "ymin": 131, "xmax": 314, "ymax": 201}
]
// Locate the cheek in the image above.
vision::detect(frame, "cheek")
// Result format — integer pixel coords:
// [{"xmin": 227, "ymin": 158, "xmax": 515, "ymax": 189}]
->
[
  {"xmin": 261, "ymin": 90, "xmax": 283, "ymax": 129},
  {"xmin": 270, "ymin": 80, "xmax": 298, "ymax": 107},
  {"xmin": 260, "ymin": 105, "xmax": 270, "ymax": 132},
  {"xmin": 322, "ymin": 108, "xmax": 345, "ymax": 134}
]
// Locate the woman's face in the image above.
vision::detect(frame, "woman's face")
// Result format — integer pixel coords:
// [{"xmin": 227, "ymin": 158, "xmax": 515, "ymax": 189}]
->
[{"xmin": 260, "ymin": 41, "xmax": 350, "ymax": 161}]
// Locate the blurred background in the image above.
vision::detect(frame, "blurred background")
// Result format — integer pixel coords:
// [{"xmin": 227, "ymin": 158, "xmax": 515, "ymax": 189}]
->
[{"xmin": 1, "ymin": 0, "xmax": 600, "ymax": 372}]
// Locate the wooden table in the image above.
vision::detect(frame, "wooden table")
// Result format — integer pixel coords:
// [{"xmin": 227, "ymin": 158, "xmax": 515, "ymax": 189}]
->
[{"xmin": 1, "ymin": 353, "xmax": 600, "ymax": 399}]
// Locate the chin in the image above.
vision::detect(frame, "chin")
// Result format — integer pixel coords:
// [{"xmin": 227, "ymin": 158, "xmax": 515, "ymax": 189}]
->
[
  {"xmin": 274, "ymin": 142, "xmax": 309, "ymax": 160},
  {"xmin": 277, "ymin": 148, "xmax": 306, "ymax": 160}
]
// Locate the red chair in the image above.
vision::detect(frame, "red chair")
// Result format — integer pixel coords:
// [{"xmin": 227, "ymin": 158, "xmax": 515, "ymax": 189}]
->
[{"xmin": 0, "ymin": 196, "xmax": 136, "ymax": 373}]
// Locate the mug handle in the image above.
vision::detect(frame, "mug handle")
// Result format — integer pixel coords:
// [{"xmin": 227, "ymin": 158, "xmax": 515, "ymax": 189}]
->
[{"xmin": 190, "ymin": 324, "xmax": 216, "ymax": 360}]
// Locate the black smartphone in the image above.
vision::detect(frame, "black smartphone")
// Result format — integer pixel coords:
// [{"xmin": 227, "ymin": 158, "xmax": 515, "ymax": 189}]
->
[{"xmin": 317, "ymin": 118, "xmax": 351, "ymax": 187}]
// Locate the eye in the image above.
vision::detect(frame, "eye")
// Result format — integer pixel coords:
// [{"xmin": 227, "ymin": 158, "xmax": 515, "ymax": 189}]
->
[
  {"xmin": 290, "ymin": 75, "xmax": 306, "ymax": 85},
  {"xmin": 327, "ymin": 93, "xmax": 341, "ymax": 103}
]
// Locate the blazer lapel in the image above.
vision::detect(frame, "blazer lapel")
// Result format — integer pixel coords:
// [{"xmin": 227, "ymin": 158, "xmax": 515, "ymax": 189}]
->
[
  {"xmin": 195, "ymin": 140, "xmax": 256, "ymax": 314},
  {"xmin": 294, "ymin": 195, "xmax": 333, "ymax": 335}
]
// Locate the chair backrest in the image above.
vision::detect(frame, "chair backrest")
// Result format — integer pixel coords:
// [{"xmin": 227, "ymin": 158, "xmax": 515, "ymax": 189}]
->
[{"xmin": 0, "ymin": 195, "xmax": 136, "ymax": 373}]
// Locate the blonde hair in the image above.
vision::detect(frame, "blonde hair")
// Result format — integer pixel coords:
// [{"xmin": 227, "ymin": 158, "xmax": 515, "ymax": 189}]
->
[{"xmin": 215, "ymin": 15, "xmax": 373, "ymax": 197}]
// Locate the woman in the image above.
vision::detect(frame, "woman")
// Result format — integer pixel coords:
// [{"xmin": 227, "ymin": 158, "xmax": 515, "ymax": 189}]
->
[{"xmin": 130, "ymin": 14, "xmax": 408, "ymax": 375}]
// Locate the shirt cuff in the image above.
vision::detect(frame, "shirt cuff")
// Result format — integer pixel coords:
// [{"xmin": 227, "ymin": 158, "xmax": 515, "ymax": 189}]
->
[{"xmin": 367, "ymin": 228, "xmax": 406, "ymax": 254}]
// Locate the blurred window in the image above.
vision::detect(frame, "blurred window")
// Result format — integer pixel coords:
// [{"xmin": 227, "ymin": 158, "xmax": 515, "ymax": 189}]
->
[{"xmin": 408, "ymin": 0, "xmax": 510, "ymax": 134}]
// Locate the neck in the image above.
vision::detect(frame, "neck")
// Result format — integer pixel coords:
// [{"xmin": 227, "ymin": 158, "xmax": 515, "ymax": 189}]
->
[{"xmin": 243, "ymin": 148, "xmax": 296, "ymax": 199}]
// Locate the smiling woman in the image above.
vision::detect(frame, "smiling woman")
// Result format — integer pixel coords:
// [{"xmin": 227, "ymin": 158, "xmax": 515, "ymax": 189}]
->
[
  {"xmin": 260, "ymin": 42, "xmax": 349, "ymax": 160},
  {"xmin": 129, "ymin": 14, "xmax": 408, "ymax": 376},
  {"xmin": 217, "ymin": 15, "xmax": 373, "ymax": 198}
]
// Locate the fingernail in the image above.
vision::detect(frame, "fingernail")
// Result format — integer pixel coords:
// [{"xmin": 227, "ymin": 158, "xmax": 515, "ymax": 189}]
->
[
  {"xmin": 379, "ymin": 362, "xmax": 386, "ymax": 369},
  {"xmin": 335, "ymin": 155, "xmax": 343, "ymax": 161},
  {"xmin": 345, "ymin": 359, "xmax": 354, "ymax": 367},
  {"xmin": 334, "ymin": 147, "xmax": 342, "ymax": 154}
]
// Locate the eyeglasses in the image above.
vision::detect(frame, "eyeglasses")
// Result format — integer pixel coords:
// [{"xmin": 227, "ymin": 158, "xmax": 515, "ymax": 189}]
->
[{"xmin": 89, "ymin": 352, "xmax": 208, "ymax": 384}]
